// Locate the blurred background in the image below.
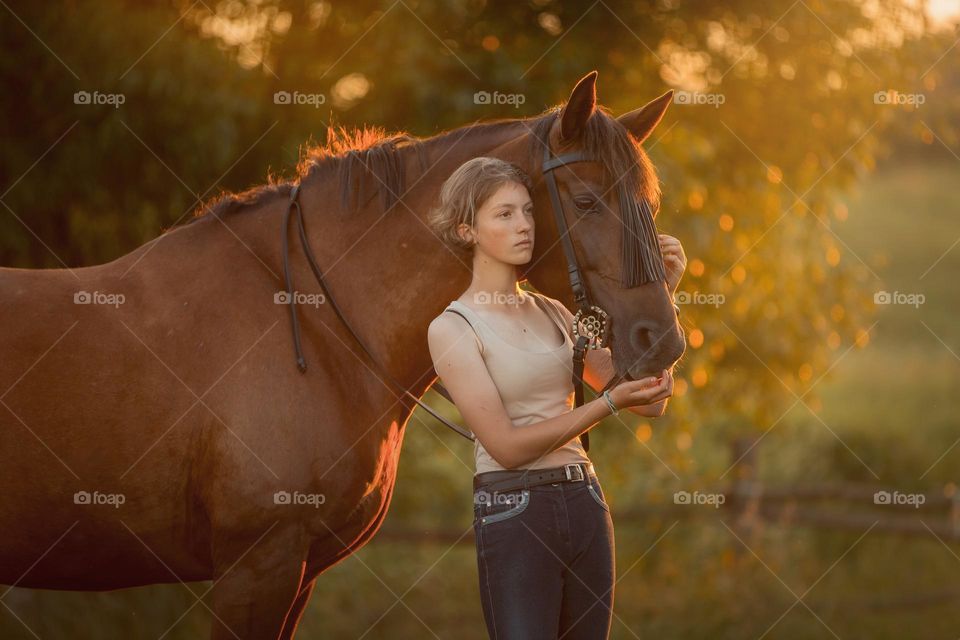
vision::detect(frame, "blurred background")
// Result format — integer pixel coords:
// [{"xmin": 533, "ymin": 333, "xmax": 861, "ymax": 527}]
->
[{"xmin": 2, "ymin": 0, "xmax": 959, "ymax": 637}]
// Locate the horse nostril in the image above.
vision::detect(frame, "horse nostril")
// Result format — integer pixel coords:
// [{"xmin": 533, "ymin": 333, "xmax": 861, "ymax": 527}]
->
[
  {"xmin": 629, "ymin": 323, "xmax": 656, "ymax": 354},
  {"xmin": 630, "ymin": 322, "xmax": 684, "ymax": 362}
]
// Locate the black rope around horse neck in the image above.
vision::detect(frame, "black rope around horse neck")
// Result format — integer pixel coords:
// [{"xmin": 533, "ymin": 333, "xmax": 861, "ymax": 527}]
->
[{"xmin": 280, "ymin": 184, "xmax": 475, "ymax": 441}]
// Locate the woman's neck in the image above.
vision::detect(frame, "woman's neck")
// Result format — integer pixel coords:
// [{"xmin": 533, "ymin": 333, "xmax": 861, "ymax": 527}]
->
[{"xmin": 462, "ymin": 259, "xmax": 526, "ymax": 309}]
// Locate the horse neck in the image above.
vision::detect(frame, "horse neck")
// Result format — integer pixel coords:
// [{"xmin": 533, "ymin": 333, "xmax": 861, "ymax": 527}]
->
[{"xmin": 298, "ymin": 120, "xmax": 533, "ymax": 400}]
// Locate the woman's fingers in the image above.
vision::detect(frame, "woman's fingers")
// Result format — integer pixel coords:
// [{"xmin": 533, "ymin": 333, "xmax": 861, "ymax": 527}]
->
[
  {"xmin": 612, "ymin": 369, "xmax": 674, "ymax": 408},
  {"xmin": 659, "ymin": 234, "xmax": 686, "ymax": 266},
  {"xmin": 631, "ymin": 371, "xmax": 671, "ymax": 402},
  {"xmin": 643, "ymin": 369, "xmax": 673, "ymax": 402}
]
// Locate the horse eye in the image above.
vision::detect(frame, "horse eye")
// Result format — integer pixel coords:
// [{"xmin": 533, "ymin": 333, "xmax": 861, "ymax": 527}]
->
[{"xmin": 573, "ymin": 197, "xmax": 597, "ymax": 212}]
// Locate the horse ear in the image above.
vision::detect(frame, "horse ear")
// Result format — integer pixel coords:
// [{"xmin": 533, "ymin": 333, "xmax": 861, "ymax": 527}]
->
[
  {"xmin": 559, "ymin": 71, "xmax": 598, "ymax": 142},
  {"xmin": 617, "ymin": 90, "xmax": 674, "ymax": 145}
]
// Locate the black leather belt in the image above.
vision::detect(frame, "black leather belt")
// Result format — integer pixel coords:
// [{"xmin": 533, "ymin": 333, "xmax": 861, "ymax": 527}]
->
[{"xmin": 473, "ymin": 462, "xmax": 594, "ymax": 493}]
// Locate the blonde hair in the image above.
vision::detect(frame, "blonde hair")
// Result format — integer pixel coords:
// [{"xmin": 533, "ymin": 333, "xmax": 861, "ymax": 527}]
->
[{"xmin": 427, "ymin": 157, "xmax": 533, "ymax": 254}]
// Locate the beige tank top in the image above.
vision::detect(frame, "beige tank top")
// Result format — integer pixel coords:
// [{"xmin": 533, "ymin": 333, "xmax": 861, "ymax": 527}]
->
[{"xmin": 443, "ymin": 291, "xmax": 592, "ymax": 475}]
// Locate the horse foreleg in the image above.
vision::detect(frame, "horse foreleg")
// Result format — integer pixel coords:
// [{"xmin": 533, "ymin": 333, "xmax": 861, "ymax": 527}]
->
[{"xmin": 207, "ymin": 526, "xmax": 308, "ymax": 640}]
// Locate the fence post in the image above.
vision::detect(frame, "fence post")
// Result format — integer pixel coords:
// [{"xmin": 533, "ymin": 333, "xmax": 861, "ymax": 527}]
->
[{"xmin": 727, "ymin": 435, "xmax": 763, "ymax": 554}]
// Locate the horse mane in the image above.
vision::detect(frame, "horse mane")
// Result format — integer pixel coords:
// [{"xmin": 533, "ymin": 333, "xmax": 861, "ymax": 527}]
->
[
  {"xmin": 178, "ymin": 104, "xmax": 660, "ymax": 235},
  {"xmin": 178, "ymin": 124, "xmax": 426, "ymax": 228}
]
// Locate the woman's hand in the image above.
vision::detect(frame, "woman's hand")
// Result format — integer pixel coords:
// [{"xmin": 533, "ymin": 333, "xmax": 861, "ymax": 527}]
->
[
  {"xmin": 607, "ymin": 369, "xmax": 673, "ymax": 415},
  {"xmin": 659, "ymin": 233, "xmax": 686, "ymax": 294},
  {"xmin": 626, "ymin": 398, "xmax": 669, "ymax": 417}
]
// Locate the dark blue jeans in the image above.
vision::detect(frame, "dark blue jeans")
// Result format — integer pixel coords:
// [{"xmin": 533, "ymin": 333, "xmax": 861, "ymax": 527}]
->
[{"xmin": 472, "ymin": 471, "xmax": 615, "ymax": 639}]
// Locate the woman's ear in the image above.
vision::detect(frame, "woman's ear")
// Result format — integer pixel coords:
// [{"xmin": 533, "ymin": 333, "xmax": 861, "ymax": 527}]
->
[{"xmin": 457, "ymin": 222, "xmax": 475, "ymax": 246}]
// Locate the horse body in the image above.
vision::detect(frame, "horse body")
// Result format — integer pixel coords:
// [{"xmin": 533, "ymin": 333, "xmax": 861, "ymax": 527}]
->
[{"xmin": 0, "ymin": 198, "xmax": 421, "ymax": 596}]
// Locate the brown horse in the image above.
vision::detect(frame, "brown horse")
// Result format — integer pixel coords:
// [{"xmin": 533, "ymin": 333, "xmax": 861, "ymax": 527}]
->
[{"xmin": 0, "ymin": 71, "xmax": 684, "ymax": 638}]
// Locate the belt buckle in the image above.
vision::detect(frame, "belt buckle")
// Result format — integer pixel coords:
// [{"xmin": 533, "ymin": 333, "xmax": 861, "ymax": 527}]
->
[{"xmin": 564, "ymin": 463, "xmax": 585, "ymax": 482}]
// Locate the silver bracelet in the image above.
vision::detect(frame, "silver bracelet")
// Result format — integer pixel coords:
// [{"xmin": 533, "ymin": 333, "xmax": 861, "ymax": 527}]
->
[{"xmin": 602, "ymin": 389, "xmax": 620, "ymax": 416}]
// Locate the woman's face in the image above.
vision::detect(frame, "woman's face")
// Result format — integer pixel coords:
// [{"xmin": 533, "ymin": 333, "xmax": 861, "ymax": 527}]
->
[{"xmin": 463, "ymin": 180, "xmax": 535, "ymax": 265}]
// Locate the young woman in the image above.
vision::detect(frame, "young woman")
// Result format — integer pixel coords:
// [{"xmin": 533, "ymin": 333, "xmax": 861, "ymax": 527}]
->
[{"xmin": 427, "ymin": 157, "xmax": 681, "ymax": 639}]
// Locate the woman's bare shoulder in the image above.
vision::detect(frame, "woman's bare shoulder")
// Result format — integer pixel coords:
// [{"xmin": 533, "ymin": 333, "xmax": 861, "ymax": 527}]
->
[
  {"xmin": 533, "ymin": 291, "xmax": 571, "ymax": 317},
  {"xmin": 428, "ymin": 307, "xmax": 483, "ymax": 356}
]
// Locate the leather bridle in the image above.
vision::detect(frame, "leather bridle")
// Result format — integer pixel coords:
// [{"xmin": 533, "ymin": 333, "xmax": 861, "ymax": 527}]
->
[{"xmin": 538, "ymin": 142, "xmax": 617, "ymax": 452}]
